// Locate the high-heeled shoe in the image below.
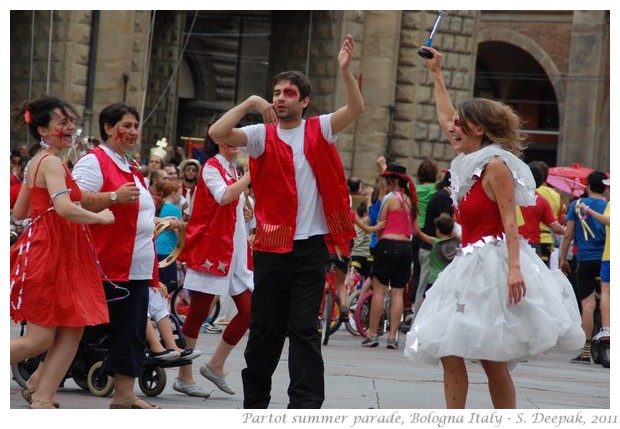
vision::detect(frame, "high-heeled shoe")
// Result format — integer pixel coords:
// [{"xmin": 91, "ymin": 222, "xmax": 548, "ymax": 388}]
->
[{"xmin": 21, "ymin": 386, "xmax": 60, "ymax": 408}]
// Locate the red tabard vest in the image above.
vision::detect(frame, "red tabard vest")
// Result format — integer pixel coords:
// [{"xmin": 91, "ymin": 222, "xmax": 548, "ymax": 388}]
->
[
  {"xmin": 249, "ymin": 116, "xmax": 355, "ymax": 253},
  {"xmin": 87, "ymin": 147, "xmax": 159, "ymax": 284},
  {"xmin": 179, "ymin": 157, "xmax": 251, "ymax": 275}
]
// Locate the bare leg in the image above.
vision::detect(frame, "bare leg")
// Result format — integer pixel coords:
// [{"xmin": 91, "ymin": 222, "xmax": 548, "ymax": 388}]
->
[
  {"xmin": 207, "ymin": 340, "xmax": 235, "ymax": 377},
  {"xmin": 440, "ymin": 356, "xmax": 468, "ymax": 408},
  {"xmin": 360, "ymin": 276, "xmax": 372, "ymax": 297},
  {"xmin": 481, "ymin": 360, "xmax": 516, "ymax": 409},
  {"xmin": 367, "ymin": 279, "xmax": 388, "ymax": 338},
  {"xmin": 25, "ymin": 361, "xmax": 46, "ymax": 390},
  {"xmin": 177, "ymin": 336, "xmax": 198, "ymax": 383},
  {"xmin": 10, "ymin": 323, "xmax": 55, "ymax": 365},
  {"xmin": 157, "ymin": 317, "xmax": 183, "ymax": 352},
  {"xmin": 581, "ymin": 292, "xmax": 596, "ymax": 339},
  {"xmin": 600, "ymin": 281, "xmax": 610, "ymax": 328},
  {"xmin": 388, "ymin": 287, "xmax": 404, "ymax": 340},
  {"xmin": 31, "ymin": 326, "xmax": 83, "ymax": 407},
  {"xmin": 145, "ymin": 319, "xmax": 166, "ymax": 353}
]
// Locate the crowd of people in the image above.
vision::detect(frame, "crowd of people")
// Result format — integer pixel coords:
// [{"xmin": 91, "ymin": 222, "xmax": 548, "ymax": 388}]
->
[{"xmin": 9, "ymin": 35, "xmax": 608, "ymax": 410}]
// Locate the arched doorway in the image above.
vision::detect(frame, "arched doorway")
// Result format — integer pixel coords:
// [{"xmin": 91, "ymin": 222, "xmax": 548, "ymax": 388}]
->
[{"xmin": 474, "ymin": 41, "xmax": 559, "ymax": 166}]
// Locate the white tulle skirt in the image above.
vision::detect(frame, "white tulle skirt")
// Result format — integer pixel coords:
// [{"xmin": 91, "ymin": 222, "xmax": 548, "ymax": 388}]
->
[{"xmin": 404, "ymin": 236, "xmax": 585, "ymax": 367}]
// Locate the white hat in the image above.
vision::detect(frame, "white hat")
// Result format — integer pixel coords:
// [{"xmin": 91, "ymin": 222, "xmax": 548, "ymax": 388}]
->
[
  {"xmin": 150, "ymin": 137, "xmax": 168, "ymax": 161},
  {"xmin": 603, "ymin": 178, "xmax": 610, "ymax": 186}
]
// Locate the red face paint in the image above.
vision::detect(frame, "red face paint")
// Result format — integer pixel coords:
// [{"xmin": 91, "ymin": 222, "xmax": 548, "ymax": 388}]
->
[
  {"xmin": 115, "ymin": 127, "xmax": 127, "ymax": 142},
  {"xmin": 282, "ymin": 87, "xmax": 298, "ymax": 99},
  {"xmin": 53, "ymin": 127, "xmax": 65, "ymax": 140}
]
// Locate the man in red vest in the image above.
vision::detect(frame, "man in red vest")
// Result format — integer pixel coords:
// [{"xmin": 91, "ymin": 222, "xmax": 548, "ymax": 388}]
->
[{"xmin": 209, "ymin": 34, "xmax": 364, "ymax": 408}]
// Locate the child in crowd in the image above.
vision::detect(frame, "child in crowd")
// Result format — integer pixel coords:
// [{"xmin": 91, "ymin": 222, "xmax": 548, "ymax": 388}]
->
[
  {"xmin": 422, "ymin": 215, "xmax": 460, "ymax": 296},
  {"xmin": 156, "ymin": 181, "xmax": 183, "ymax": 293},
  {"xmin": 146, "ymin": 282, "xmax": 202, "ymax": 362}
]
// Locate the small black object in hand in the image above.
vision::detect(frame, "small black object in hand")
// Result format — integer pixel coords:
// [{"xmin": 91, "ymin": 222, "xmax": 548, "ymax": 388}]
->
[{"xmin": 418, "ymin": 47, "xmax": 434, "ymax": 59}]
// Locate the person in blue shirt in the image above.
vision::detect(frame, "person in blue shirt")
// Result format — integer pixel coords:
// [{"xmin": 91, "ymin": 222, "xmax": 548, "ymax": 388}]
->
[
  {"xmin": 560, "ymin": 170, "xmax": 608, "ymax": 364},
  {"xmin": 156, "ymin": 180, "xmax": 183, "ymax": 293}
]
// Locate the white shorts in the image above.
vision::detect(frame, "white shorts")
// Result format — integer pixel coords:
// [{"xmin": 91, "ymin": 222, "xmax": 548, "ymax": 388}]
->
[{"xmin": 148, "ymin": 287, "xmax": 169, "ymax": 323}]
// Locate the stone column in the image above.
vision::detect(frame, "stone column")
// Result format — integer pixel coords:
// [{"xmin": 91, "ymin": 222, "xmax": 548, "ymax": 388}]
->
[
  {"xmin": 559, "ymin": 11, "xmax": 609, "ymax": 170},
  {"xmin": 347, "ymin": 11, "xmax": 402, "ymax": 181}
]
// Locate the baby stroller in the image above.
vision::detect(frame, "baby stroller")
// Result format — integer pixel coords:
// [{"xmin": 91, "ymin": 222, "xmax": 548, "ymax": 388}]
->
[{"xmin": 12, "ymin": 313, "xmax": 191, "ymax": 398}]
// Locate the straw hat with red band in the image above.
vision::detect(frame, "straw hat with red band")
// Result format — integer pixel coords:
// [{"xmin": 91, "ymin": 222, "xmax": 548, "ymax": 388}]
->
[{"xmin": 380, "ymin": 163, "xmax": 418, "ymax": 206}]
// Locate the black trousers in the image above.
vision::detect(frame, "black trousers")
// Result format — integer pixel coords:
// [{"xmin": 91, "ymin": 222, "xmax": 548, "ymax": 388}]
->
[
  {"xmin": 102, "ymin": 279, "xmax": 149, "ymax": 377},
  {"xmin": 242, "ymin": 235, "xmax": 328, "ymax": 409}
]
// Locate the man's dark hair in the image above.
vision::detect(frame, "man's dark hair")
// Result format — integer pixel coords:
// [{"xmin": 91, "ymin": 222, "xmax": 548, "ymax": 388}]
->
[
  {"xmin": 273, "ymin": 71, "xmax": 312, "ymax": 115},
  {"xmin": 347, "ymin": 176, "xmax": 362, "ymax": 194},
  {"xmin": 587, "ymin": 171, "xmax": 607, "ymax": 194},
  {"xmin": 529, "ymin": 164, "xmax": 544, "ymax": 188}
]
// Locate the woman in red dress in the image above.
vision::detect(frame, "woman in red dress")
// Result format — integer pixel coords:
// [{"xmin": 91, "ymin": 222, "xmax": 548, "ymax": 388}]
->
[{"xmin": 10, "ymin": 96, "xmax": 114, "ymax": 408}]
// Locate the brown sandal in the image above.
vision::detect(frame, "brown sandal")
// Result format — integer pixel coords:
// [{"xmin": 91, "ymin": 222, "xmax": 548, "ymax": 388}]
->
[
  {"xmin": 28, "ymin": 399, "xmax": 56, "ymax": 409},
  {"xmin": 109, "ymin": 396, "xmax": 161, "ymax": 409},
  {"xmin": 21, "ymin": 386, "xmax": 60, "ymax": 408}
]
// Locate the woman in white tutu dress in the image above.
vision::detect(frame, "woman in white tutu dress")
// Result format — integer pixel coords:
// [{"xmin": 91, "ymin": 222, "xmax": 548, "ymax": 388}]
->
[{"xmin": 405, "ymin": 47, "xmax": 585, "ymax": 409}]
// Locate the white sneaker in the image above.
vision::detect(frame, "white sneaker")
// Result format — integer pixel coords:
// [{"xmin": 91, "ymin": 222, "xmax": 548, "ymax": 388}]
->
[
  {"xmin": 172, "ymin": 378, "xmax": 211, "ymax": 398},
  {"xmin": 199, "ymin": 363, "xmax": 235, "ymax": 395},
  {"xmin": 593, "ymin": 327, "xmax": 610, "ymax": 341}
]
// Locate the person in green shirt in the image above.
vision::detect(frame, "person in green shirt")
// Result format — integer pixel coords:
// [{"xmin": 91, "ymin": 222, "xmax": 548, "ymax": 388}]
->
[{"xmin": 420, "ymin": 215, "xmax": 460, "ymax": 297}]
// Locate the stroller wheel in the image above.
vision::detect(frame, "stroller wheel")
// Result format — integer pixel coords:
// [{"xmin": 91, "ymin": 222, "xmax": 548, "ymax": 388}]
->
[
  {"xmin": 591, "ymin": 338, "xmax": 602, "ymax": 364},
  {"xmin": 139, "ymin": 365, "xmax": 167, "ymax": 397},
  {"xmin": 600, "ymin": 339, "xmax": 610, "ymax": 368},
  {"xmin": 87, "ymin": 361, "xmax": 114, "ymax": 397}
]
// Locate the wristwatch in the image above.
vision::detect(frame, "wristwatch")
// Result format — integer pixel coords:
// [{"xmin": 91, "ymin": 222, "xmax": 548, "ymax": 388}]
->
[{"xmin": 110, "ymin": 191, "xmax": 118, "ymax": 203}]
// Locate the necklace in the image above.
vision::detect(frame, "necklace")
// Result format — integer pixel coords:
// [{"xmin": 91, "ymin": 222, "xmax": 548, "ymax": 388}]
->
[{"xmin": 103, "ymin": 143, "xmax": 128, "ymax": 164}]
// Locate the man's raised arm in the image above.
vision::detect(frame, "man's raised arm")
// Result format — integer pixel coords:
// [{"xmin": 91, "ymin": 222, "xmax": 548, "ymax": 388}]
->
[
  {"xmin": 330, "ymin": 34, "xmax": 365, "ymax": 136},
  {"xmin": 208, "ymin": 95, "xmax": 277, "ymax": 147}
]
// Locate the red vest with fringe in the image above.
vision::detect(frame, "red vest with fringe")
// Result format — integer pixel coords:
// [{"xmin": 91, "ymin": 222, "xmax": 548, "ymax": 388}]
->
[{"xmin": 250, "ymin": 116, "xmax": 355, "ymax": 253}]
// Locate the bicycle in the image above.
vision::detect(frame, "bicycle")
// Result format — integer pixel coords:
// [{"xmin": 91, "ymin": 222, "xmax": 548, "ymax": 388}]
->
[
  {"xmin": 319, "ymin": 262, "xmax": 343, "ymax": 345},
  {"xmin": 343, "ymin": 261, "xmax": 364, "ymax": 336},
  {"xmin": 354, "ymin": 286, "xmax": 411, "ymax": 343}
]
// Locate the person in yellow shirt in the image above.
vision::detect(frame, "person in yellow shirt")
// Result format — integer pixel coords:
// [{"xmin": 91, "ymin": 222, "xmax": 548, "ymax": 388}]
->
[{"xmin": 530, "ymin": 161, "xmax": 565, "ymax": 267}]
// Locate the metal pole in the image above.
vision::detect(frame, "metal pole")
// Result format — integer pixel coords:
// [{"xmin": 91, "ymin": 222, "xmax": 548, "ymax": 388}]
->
[
  {"xmin": 83, "ymin": 10, "xmax": 100, "ymax": 140},
  {"xmin": 46, "ymin": 11, "xmax": 53, "ymax": 94}
]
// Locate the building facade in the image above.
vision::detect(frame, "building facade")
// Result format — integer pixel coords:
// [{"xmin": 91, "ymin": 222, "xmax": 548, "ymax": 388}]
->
[{"xmin": 10, "ymin": 10, "xmax": 609, "ymax": 182}]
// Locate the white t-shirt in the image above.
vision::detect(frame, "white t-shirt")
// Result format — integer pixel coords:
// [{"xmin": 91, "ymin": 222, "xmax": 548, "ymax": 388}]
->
[
  {"xmin": 72, "ymin": 144, "xmax": 156, "ymax": 280},
  {"xmin": 241, "ymin": 114, "xmax": 337, "ymax": 240},
  {"xmin": 183, "ymin": 154, "xmax": 253, "ymax": 296}
]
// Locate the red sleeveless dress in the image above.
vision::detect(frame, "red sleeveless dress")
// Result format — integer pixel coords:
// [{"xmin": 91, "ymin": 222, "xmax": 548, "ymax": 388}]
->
[{"xmin": 10, "ymin": 155, "xmax": 109, "ymax": 326}]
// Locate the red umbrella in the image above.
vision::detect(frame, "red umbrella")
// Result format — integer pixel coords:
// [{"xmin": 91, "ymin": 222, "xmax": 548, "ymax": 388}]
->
[{"xmin": 547, "ymin": 163, "xmax": 593, "ymax": 196}]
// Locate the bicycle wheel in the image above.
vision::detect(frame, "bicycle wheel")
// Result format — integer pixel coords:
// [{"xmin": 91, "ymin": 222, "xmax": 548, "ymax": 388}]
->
[
  {"xmin": 321, "ymin": 292, "xmax": 333, "ymax": 345},
  {"xmin": 344, "ymin": 289, "xmax": 361, "ymax": 336},
  {"xmin": 354, "ymin": 290, "xmax": 374, "ymax": 338},
  {"xmin": 170, "ymin": 287, "xmax": 190, "ymax": 324}
]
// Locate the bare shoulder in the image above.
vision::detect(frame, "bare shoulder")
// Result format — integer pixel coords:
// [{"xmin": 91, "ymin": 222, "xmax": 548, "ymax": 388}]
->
[{"xmin": 485, "ymin": 156, "xmax": 511, "ymax": 178}]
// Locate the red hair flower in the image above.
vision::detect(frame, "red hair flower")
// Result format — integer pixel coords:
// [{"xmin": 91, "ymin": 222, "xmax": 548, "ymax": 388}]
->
[{"xmin": 24, "ymin": 110, "xmax": 32, "ymax": 124}]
